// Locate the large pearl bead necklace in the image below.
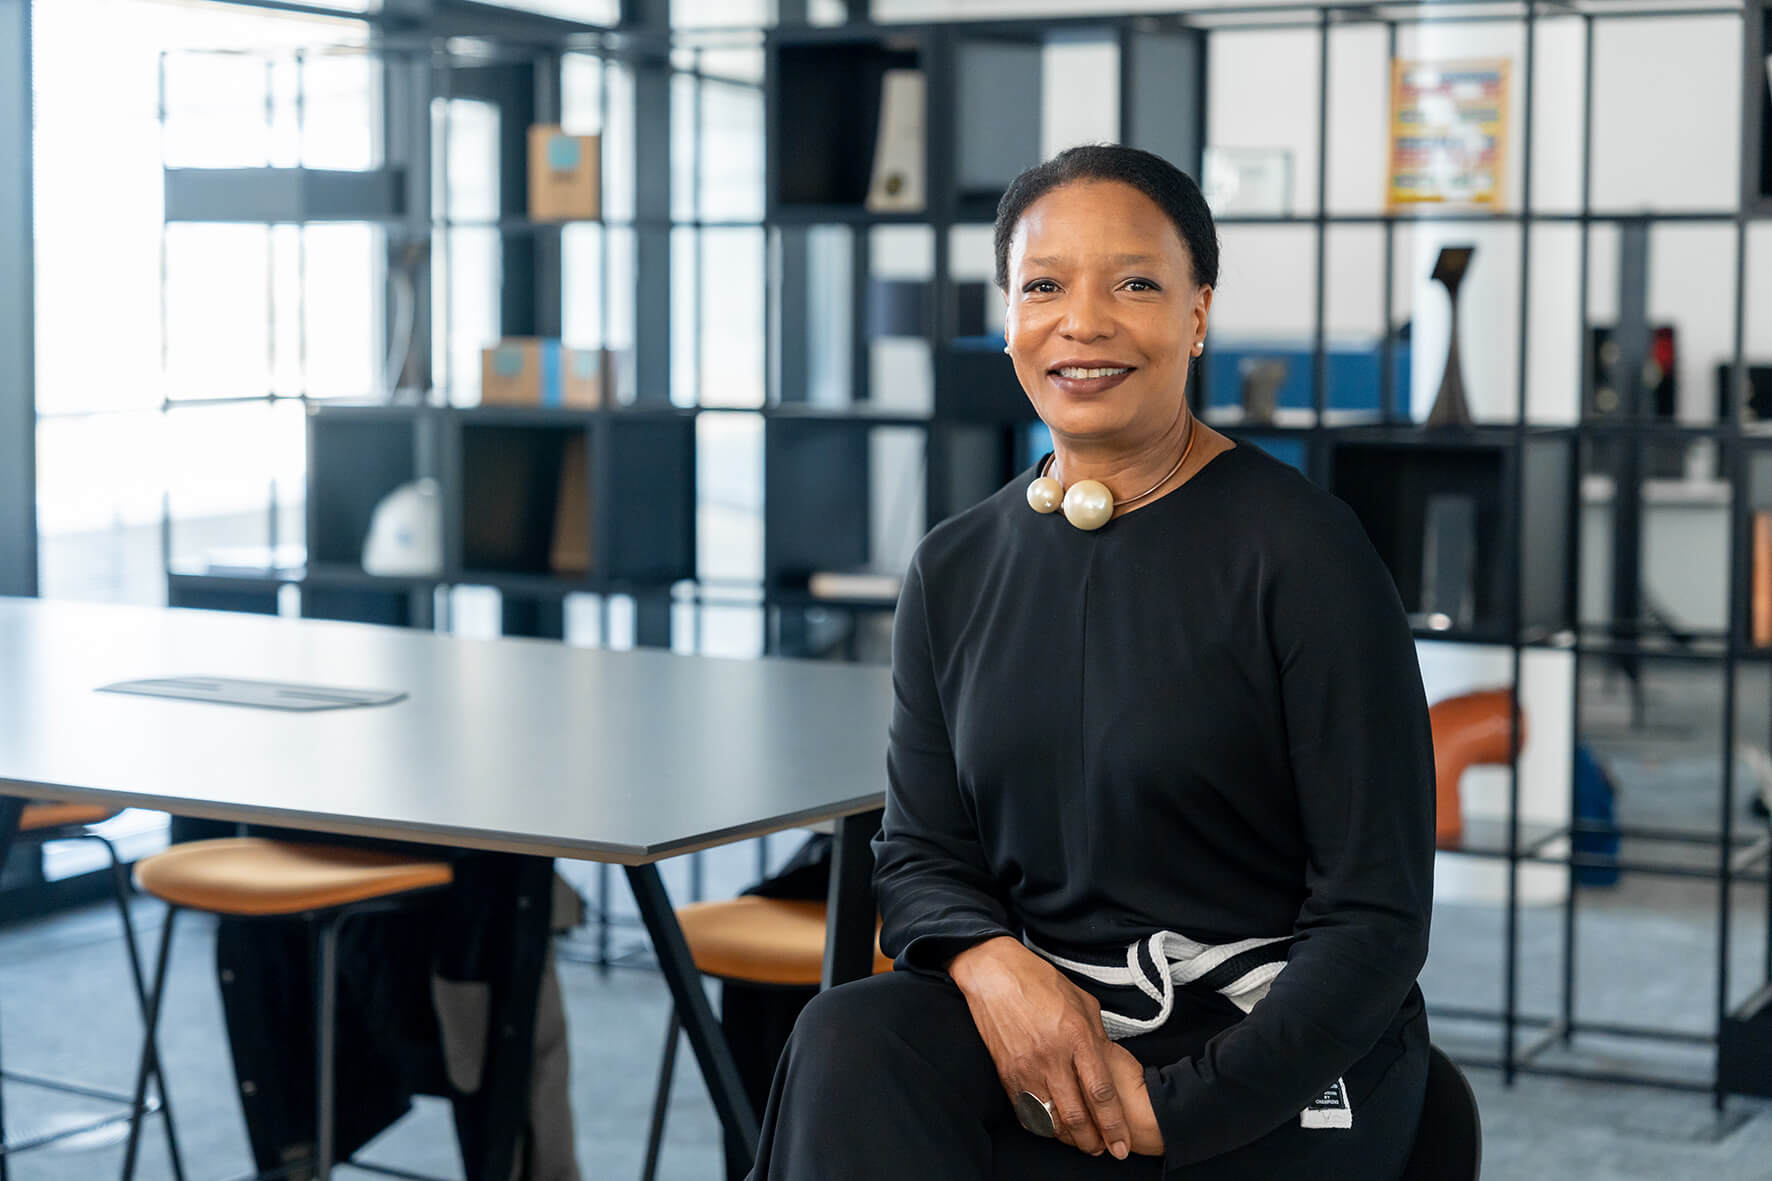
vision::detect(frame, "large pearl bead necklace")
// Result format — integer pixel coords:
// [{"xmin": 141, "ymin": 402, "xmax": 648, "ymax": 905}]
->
[{"xmin": 1025, "ymin": 423, "xmax": 1197, "ymax": 532}]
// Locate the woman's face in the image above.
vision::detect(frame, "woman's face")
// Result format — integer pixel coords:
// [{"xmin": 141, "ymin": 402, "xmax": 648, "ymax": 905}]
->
[{"xmin": 1002, "ymin": 180, "xmax": 1211, "ymax": 446}]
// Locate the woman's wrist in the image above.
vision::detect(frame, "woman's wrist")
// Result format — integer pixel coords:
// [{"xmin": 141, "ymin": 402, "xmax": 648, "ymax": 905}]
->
[{"xmin": 945, "ymin": 934, "xmax": 1027, "ymax": 991}]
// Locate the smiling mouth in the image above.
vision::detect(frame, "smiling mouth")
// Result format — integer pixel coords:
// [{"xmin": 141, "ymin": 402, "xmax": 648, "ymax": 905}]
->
[{"xmin": 1050, "ymin": 366, "xmax": 1134, "ymax": 379}]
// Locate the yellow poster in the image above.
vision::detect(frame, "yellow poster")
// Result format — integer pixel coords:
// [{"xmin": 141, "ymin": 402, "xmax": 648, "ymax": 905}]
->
[{"xmin": 1387, "ymin": 58, "xmax": 1511, "ymax": 209}]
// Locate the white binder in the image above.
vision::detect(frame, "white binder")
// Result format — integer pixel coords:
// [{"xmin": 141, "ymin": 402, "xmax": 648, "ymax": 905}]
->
[{"xmin": 866, "ymin": 69, "xmax": 925, "ymax": 213}]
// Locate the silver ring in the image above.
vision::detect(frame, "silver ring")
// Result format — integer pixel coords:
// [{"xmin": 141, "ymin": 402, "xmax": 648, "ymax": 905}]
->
[{"xmin": 1014, "ymin": 1090, "xmax": 1058, "ymax": 1138}]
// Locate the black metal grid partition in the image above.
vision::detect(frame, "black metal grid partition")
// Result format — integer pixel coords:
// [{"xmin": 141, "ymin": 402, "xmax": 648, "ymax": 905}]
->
[
  {"xmin": 152, "ymin": 0, "xmax": 1772, "ymax": 1104},
  {"xmin": 747, "ymin": 0, "xmax": 1772, "ymax": 1106}
]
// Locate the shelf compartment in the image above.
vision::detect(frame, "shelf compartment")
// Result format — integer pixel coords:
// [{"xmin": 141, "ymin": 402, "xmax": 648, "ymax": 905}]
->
[
  {"xmin": 306, "ymin": 411, "xmax": 427, "ymax": 569},
  {"xmin": 1328, "ymin": 429, "xmax": 1576, "ymax": 639},
  {"xmin": 595, "ymin": 415, "xmax": 698, "ymax": 585},
  {"xmin": 767, "ymin": 29, "xmax": 929, "ymax": 216},
  {"xmin": 950, "ymin": 28, "xmax": 1042, "ymax": 223},
  {"xmin": 763, "ymin": 415, "xmax": 874, "ymax": 586},
  {"xmin": 455, "ymin": 422, "xmax": 590, "ymax": 580},
  {"xmin": 937, "ymin": 338, "xmax": 1039, "ymax": 423}
]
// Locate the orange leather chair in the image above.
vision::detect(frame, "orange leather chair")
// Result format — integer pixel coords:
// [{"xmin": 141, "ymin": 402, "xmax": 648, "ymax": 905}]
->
[
  {"xmin": 0, "ymin": 803, "xmax": 163, "ymax": 1181},
  {"xmin": 1429, "ymin": 689, "xmax": 1526, "ymax": 848},
  {"xmin": 121, "ymin": 838, "xmax": 453, "ymax": 1181},
  {"xmin": 641, "ymin": 896, "xmax": 891, "ymax": 1180}
]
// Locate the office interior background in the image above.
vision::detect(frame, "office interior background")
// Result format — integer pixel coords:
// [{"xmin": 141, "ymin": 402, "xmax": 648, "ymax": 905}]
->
[{"xmin": 3, "ymin": 0, "xmax": 1772, "ymax": 1176}]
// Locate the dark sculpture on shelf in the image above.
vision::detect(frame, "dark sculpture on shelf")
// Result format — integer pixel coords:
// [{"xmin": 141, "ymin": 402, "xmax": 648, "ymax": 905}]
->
[{"xmin": 1426, "ymin": 245, "xmax": 1476, "ymax": 428}]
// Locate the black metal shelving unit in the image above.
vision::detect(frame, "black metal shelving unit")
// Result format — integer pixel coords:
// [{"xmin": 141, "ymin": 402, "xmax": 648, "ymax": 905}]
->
[{"xmin": 752, "ymin": 0, "xmax": 1772, "ymax": 1108}]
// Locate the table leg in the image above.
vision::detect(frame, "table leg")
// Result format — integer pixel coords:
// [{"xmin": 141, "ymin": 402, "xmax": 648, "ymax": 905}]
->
[
  {"xmin": 0, "ymin": 796, "xmax": 14, "ymax": 1181},
  {"xmin": 822, "ymin": 808, "xmax": 883, "ymax": 990},
  {"xmin": 473, "ymin": 855, "xmax": 554, "ymax": 1181},
  {"xmin": 625, "ymin": 863, "xmax": 760, "ymax": 1160},
  {"xmin": 0, "ymin": 796, "xmax": 21, "ymax": 884}
]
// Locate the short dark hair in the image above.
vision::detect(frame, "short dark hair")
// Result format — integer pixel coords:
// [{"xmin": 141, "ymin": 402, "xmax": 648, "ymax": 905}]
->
[{"xmin": 992, "ymin": 144, "xmax": 1220, "ymax": 294}]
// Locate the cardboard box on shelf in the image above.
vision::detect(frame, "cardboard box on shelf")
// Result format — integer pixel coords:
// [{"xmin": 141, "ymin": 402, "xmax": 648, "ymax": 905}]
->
[
  {"xmin": 528, "ymin": 126, "xmax": 600, "ymax": 222},
  {"xmin": 551, "ymin": 434, "xmax": 592, "ymax": 575},
  {"xmin": 480, "ymin": 340, "xmax": 605, "ymax": 408}
]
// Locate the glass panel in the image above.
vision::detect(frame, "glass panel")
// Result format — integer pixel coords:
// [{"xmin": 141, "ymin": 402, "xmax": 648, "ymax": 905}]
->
[
  {"xmin": 602, "ymin": 63, "xmax": 637, "ymax": 223},
  {"xmin": 673, "ymin": 0, "xmax": 769, "ymax": 27},
  {"xmin": 476, "ymin": 0, "xmax": 620, "ymax": 22},
  {"xmin": 298, "ymin": 49, "xmax": 380, "ymax": 171},
  {"xmin": 672, "ymin": 71, "xmax": 699, "ymax": 223},
  {"xmin": 437, "ymin": 226, "xmax": 502, "ymax": 405},
  {"xmin": 700, "ymin": 227, "xmax": 765, "ymax": 408},
  {"xmin": 674, "ymin": 225, "xmax": 700, "ymax": 405},
  {"xmin": 561, "ymin": 51, "xmax": 606, "ymax": 134},
  {"xmin": 562, "ymin": 223, "xmax": 608, "ymax": 350},
  {"xmin": 164, "ymin": 223, "xmax": 273, "ymax": 402},
  {"xmin": 697, "ymin": 412, "xmax": 763, "ymax": 583},
  {"xmin": 701, "ymin": 74, "xmax": 765, "ymax": 222},
  {"xmin": 434, "ymin": 99, "xmax": 502, "ymax": 403},
  {"xmin": 302, "ymin": 224, "xmax": 381, "ymax": 398},
  {"xmin": 605, "ymin": 225, "xmax": 638, "ymax": 402}
]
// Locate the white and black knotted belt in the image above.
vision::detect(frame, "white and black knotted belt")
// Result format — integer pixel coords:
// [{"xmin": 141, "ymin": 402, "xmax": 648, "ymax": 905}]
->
[{"xmin": 1023, "ymin": 930, "xmax": 1354, "ymax": 1130}]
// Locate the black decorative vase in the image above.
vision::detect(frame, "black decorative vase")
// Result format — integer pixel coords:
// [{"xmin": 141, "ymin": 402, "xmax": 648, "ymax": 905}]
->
[{"xmin": 1426, "ymin": 245, "xmax": 1476, "ymax": 428}]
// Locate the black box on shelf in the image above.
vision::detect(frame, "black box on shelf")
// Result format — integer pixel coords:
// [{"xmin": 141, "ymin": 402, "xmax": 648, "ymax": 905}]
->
[
  {"xmin": 1717, "ymin": 362, "xmax": 1772, "ymax": 424},
  {"xmin": 938, "ymin": 341, "xmax": 1036, "ymax": 423},
  {"xmin": 952, "ymin": 31, "xmax": 1041, "ymax": 221},
  {"xmin": 1328, "ymin": 431, "xmax": 1574, "ymax": 639},
  {"xmin": 764, "ymin": 417, "xmax": 873, "ymax": 585},
  {"xmin": 596, "ymin": 416, "xmax": 696, "ymax": 585}
]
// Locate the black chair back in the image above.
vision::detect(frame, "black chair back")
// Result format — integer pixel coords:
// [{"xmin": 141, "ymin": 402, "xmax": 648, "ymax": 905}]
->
[{"xmin": 1401, "ymin": 1044, "xmax": 1482, "ymax": 1180}]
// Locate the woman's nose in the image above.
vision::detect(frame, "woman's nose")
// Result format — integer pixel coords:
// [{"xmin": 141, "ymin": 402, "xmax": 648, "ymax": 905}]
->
[{"xmin": 1059, "ymin": 290, "xmax": 1114, "ymax": 342}]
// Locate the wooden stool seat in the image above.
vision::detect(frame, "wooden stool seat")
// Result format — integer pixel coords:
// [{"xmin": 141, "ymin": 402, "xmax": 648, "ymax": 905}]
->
[
  {"xmin": 133, "ymin": 837, "xmax": 453, "ymax": 917},
  {"xmin": 675, "ymin": 896, "xmax": 891, "ymax": 986},
  {"xmin": 19, "ymin": 802, "xmax": 117, "ymax": 832}
]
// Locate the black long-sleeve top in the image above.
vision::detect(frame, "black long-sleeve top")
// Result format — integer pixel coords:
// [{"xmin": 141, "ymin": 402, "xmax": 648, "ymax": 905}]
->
[{"xmin": 871, "ymin": 442, "xmax": 1435, "ymax": 1171}]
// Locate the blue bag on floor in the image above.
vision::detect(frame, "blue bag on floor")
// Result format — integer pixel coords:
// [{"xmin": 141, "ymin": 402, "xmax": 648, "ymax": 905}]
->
[{"xmin": 1573, "ymin": 745, "xmax": 1621, "ymax": 887}]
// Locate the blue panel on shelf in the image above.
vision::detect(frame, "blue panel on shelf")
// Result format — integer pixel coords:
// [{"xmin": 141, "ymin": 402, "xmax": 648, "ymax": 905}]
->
[
  {"xmin": 1204, "ymin": 340, "xmax": 1411, "ymax": 414},
  {"xmin": 540, "ymin": 340, "xmax": 563, "ymax": 408},
  {"xmin": 1237, "ymin": 435, "xmax": 1308, "ymax": 472}
]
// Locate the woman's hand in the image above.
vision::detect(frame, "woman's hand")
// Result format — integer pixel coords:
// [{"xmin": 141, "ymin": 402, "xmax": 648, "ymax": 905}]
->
[
  {"xmin": 946, "ymin": 936, "xmax": 1133, "ymax": 1160},
  {"xmin": 1101, "ymin": 1040, "xmax": 1166, "ymax": 1157}
]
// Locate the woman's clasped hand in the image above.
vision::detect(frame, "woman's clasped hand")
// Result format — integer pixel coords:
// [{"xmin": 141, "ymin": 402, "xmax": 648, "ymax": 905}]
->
[{"xmin": 947, "ymin": 935, "xmax": 1166, "ymax": 1161}]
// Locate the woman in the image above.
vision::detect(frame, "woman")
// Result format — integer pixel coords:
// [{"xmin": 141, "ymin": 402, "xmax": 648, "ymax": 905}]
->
[{"xmin": 748, "ymin": 144, "xmax": 1434, "ymax": 1179}]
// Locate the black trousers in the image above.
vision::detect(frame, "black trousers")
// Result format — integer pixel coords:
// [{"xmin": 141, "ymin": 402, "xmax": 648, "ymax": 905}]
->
[{"xmin": 747, "ymin": 970, "xmax": 1426, "ymax": 1180}]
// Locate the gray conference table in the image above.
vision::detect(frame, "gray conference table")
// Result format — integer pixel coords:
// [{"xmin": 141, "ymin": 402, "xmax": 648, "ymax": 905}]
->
[{"xmin": 0, "ymin": 596, "xmax": 893, "ymax": 1177}]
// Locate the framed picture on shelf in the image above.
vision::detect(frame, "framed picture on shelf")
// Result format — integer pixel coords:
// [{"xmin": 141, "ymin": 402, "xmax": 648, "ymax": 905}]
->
[{"xmin": 1387, "ymin": 58, "xmax": 1511, "ymax": 210}]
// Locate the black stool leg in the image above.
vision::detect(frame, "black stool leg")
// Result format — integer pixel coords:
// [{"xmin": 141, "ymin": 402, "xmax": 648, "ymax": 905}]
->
[
  {"xmin": 640, "ymin": 1008, "xmax": 681, "ymax": 1181},
  {"xmin": 98, "ymin": 837, "xmax": 186, "ymax": 1181},
  {"xmin": 313, "ymin": 914, "xmax": 341, "ymax": 1181},
  {"xmin": 0, "ymin": 798, "xmax": 17, "ymax": 1181},
  {"xmin": 2, "ymin": 991, "xmax": 11, "ymax": 1181},
  {"xmin": 122, "ymin": 907, "xmax": 179, "ymax": 1181}
]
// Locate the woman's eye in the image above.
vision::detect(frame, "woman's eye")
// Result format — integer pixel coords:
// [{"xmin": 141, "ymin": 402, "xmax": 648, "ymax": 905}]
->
[
  {"xmin": 1124, "ymin": 279, "xmax": 1159, "ymax": 292},
  {"xmin": 1024, "ymin": 280, "xmax": 1059, "ymax": 294}
]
